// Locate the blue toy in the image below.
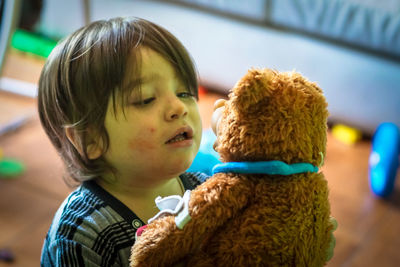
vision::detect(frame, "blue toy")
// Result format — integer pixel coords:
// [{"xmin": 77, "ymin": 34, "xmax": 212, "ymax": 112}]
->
[
  {"xmin": 369, "ymin": 122, "xmax": 400, "ymax": 197},
  {"xmin": 187, "ymin": 129, "xmax": 221, "ymax": 175}
]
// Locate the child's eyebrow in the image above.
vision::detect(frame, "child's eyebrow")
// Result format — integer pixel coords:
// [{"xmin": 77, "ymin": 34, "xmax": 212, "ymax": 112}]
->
[
  {"xmin": 123, "ymin": 75, "xmax": 157, "ymax": 94},
  {"xmin": 124, "ymin": 72, "xmax": 182, "ymax": 91},
  {"xmin": 124, "ymin": 78, "xmax": 143, "ymax": 91},
  {"xmin": 142, "ymin": 73, "xmax": 161, "ymax": 83},
  {"xmin": 144, "ymin": 72, "xmax": 181, "ymax": 85}
]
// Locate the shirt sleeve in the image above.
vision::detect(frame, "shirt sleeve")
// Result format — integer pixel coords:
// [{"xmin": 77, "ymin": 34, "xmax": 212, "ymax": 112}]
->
[{"xmin": 42, "ymin": 238, "xmax": 106, "ymax": 267}]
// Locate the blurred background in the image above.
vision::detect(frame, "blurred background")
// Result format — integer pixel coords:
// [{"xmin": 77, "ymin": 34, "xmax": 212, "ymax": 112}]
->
[{"xmin": 0, "ymin": 0, "xmax": 399, "ymax": 266}]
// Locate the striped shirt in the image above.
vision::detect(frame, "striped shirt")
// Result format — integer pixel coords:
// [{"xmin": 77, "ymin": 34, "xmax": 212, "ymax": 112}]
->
[{"xmin": 40, "ymin": 172, "xmax": 208, "ymax": 267}]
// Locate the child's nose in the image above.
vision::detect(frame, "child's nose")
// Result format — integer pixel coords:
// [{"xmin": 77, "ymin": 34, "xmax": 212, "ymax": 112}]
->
[{"xmin": 165, "ymin": 97, "xmax": 188, "ymax": 121}]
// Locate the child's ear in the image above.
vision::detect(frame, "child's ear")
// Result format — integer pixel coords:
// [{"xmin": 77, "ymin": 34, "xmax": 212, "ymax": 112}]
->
[
  {"xmin": 86, "ymin": 138, "xmax": 103, "ymax": 160},
  {"xmin": 65, "ymin": 127, "xmax": 104, "ymax": 160}
]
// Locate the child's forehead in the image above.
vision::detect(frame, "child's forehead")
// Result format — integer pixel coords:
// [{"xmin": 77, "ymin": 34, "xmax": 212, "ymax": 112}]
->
[
  {"xmin": 139, "ymin": 48, "xmax": 177, "ymax": 77},
  {"xmin": 124, "ymin": 47, "xmax": 181, "ymax": 86}
]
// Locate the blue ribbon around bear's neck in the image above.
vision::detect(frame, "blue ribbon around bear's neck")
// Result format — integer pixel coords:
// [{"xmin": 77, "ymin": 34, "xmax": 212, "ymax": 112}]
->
[{"xmin": 212, "ymin": 160, "xmax": 319, "ymax": 175}]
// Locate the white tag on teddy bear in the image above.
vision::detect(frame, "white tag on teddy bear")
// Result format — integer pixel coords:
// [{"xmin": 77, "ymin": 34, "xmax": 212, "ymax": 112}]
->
[
  {"xmin": 175, "ymin": 190, "xmax": 192, "ymax": 229},
  {"xmin": 148, "ymin": 190, "xmax": 192, "ymax": 229}
]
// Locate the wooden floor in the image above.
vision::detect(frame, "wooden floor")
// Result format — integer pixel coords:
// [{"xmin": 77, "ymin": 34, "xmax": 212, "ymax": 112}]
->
[{"xmin": 0, "ymin": 51, "xmax": 399, "ymax": 267}]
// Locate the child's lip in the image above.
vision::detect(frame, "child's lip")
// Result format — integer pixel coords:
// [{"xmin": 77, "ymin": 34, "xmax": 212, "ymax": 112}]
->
[{"xmin": 165, "ymin": 126, "xmax": 194, "ymax": 144}]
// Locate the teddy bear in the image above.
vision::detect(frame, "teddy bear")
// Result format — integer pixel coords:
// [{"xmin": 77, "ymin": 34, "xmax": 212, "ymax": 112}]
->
[{"xmin": 130, "ymin": 68, "xmax": 333, "ymax": 267}]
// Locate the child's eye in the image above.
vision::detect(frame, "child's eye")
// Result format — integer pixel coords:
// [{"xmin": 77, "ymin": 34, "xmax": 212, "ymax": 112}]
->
[
  {"xmin": 132, "ymin": 97, "xmax": 155, "ymax": 106},
  {"xmin": 177, "ymin": 92, "xmax": 195, "ymax": 98}
]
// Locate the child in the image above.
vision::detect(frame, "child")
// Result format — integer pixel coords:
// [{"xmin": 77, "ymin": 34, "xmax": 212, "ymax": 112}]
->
[
  {"xmin": 39, "ymin": 16, "xmax": 336, "ymax": 266},
  {"xmin": 39, "ymin": 17, "xmax": 208, "ymax": 266}
]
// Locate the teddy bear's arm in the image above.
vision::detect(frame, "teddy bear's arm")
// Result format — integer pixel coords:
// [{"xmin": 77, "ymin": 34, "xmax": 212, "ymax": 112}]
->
[{"xmin": 130, "ymin": 174, "xmax": 254, "ymax": 267}]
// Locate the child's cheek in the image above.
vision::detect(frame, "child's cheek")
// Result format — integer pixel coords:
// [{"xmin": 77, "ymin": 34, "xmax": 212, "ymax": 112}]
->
[{"xmin": 128, "ymin": 127, "xmax": 157, "ymax": 152}]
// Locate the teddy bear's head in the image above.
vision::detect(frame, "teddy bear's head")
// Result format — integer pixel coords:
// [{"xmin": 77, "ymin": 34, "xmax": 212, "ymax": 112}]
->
[{"xmin": 214, "ymin": 68, "xmax": 329, "ymax": 167}]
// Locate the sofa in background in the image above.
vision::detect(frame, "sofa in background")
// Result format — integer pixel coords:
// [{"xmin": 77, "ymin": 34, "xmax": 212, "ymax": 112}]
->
[{"xmin": 37, "ymin": 0, "xmax": 400, "ymax": 134}]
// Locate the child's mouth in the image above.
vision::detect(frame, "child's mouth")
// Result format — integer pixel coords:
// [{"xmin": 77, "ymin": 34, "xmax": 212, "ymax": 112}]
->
[
  {"xmin": 165, "ymin": 127, "xmax": 194, "ymax": 145},
  {"xmin": 166, "ymin": 132, "xmax": 189, "ymax": 144}
]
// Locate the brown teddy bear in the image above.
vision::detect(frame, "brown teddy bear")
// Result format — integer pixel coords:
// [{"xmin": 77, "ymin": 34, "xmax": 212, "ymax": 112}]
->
[{"xmin": 130, "ymin": 68, "xmax": 333, "ymax": 267}]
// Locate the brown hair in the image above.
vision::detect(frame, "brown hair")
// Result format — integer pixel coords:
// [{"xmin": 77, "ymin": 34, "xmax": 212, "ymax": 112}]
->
[{"xmin": 38, "ymin": 17, "xmax": 198, "ymax": 186}]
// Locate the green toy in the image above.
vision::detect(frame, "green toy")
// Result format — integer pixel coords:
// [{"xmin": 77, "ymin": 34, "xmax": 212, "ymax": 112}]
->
[
  {"xmin": 11, "ymin": 29, "xmax": 57, "ymax": 58},
  {"xmin": 0, "ymin": 148, "xmax": 25, "ymax": 178}
]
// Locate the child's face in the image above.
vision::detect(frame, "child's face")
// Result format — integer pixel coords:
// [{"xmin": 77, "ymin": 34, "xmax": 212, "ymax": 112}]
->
[{"xmin": 102, "ymin": 47, "xmax": 202, "ymax": 186}]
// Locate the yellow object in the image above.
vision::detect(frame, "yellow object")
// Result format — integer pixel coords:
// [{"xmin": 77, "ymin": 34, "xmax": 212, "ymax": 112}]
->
[
  {"xmin": 0, "ymin": 147, "xmax": 3, "ymax": 160},
  {"xmin": 332, "ymin": 124, "xmax": 362, "ymax": 145}
]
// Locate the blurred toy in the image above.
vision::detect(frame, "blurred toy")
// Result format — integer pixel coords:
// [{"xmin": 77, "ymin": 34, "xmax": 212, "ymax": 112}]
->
[
  {"xmin": 131, "ymin": 68, "xmax": 333, "ymax": 266},
  {"xmin": 0, "ymin": 147, "xmax": 25, "ymax": 178},
  {"xmin": 198, "ymin": 85, "xmax": 207, "ymax": 98},
  {"xmin": 0, "ymin": 248, "xmax": 15, "ymax": 263},
  {"xmin": 369, "ymin": 122, "xmax": 400, "ymax": 197},
  {"xmin": 332, "ymin": 124, "xmax": 362, "ymax": 145},
  {"xmin": 187, "ymin": 128, "xmax": 221, "ymax": 175},
  {"xmin": 11, "ymin": 29, "xmax": 57, "ymax": 58},
  {"xmin": 0, "ymin": 158, "xmax": 25, "ymax": 178}
]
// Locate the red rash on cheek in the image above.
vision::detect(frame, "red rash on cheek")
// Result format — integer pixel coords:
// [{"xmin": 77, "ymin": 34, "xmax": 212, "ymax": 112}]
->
[
  {"xmin": 129, "ymin": 138, "xmax": 157, "ymax": 151},
  {"xmin": 128, "ymin": 128, "xmax": 158, "ymax": 151}
]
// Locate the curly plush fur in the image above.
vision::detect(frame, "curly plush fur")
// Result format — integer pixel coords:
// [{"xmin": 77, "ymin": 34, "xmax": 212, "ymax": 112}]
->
[{"xmin": 130, "ymin": 68, "xmax": 332, "ymax": 267}]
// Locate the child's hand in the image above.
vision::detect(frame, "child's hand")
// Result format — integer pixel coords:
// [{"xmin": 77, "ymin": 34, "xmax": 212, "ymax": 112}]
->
[
  {"xmin": 326, "ymin": 216, "xmax": 338, "ymax": 261},
  {"xmin": 211, "ymin": 99, "xmax": 226, "ymax": 150},
  {"xmin": 211, "ymin": 99, "xmax": 226, "ymax": 136}
]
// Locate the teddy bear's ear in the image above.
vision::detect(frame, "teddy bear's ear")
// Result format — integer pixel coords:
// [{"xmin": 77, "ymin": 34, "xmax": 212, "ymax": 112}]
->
[{"xmin": 229, "ymin": 68, "xmax": 276, "ymax": 114}]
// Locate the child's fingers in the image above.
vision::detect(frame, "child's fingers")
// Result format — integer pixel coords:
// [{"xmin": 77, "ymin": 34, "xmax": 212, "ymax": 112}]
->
[
  {"xmin": 326, "ymin": 216, "xmax": 338, "ymax": 261},
  {"xmin": 329, "ymin": 217, "xmax": 338, "ymax": 231},
  {"xmin": 211, "ymin": 106, "xmax": 224, "ymax": 135},
  {"xmin": 213, "ymin": 99, "xmax": 226, "ymax": 111},
  {"xmin": 326, "ymin": 232, "xmax": 336, "ymax": 261},
  {"xmin": 211, "ymin": 99, "xmax": 226, "ymax": 135}
]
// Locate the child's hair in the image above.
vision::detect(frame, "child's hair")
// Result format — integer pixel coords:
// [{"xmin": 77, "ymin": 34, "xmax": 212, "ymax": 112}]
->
[{"xmin": 38, "ymin": 17, "xmax": 198, "ymax": 185}]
